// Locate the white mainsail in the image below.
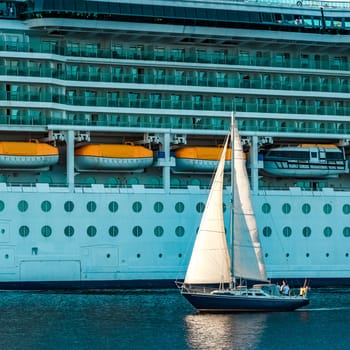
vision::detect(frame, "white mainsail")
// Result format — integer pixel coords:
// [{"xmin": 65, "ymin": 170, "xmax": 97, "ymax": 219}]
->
[
  {"xmin": 184, "ymin": 121, "xmax": 267, "ymax": 286},
  {"xmin": 232, "ymin": 123, "xmax": 267, "ymax": 282},
  {"xmin": 184, "ymin": 134, "xmax": 231, "ymax": 285}
]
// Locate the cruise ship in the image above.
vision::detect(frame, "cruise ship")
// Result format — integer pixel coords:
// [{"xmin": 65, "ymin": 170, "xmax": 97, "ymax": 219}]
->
[{"xmin": 0, "ymin": 0, "xmax": 350, "ymax": 289}]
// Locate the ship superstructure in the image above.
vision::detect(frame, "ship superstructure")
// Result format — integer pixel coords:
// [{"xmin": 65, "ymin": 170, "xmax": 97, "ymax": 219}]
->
[{"xmin": 0, "ymin": 0, "xmax": 349, "ymax": 288}]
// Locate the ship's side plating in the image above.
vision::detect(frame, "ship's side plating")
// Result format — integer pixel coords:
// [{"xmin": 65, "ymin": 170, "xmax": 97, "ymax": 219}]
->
[{"xmin": 0, "ymin": 0, "xmax": 349, "ymax": 288}]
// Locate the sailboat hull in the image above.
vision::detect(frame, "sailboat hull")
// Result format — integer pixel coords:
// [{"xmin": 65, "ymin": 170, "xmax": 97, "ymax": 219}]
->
[{"xmin": 182, "ymin": 292, "xmax": 309, "ymax": 312}]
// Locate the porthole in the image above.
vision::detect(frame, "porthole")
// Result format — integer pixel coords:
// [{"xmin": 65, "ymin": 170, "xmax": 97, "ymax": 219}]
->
[
  {"xmin": 87, "ymin": 201, "xmax": 96, "ymax": 213},
  {"xmin": 283, "ymin": 226, "xmax": 292, "ymax": 237},
  {"xmin": 18, "ymin": 200, "xmax": 28, "ymax": 212},
  {"xmin": 262, "ymin": 226, "xmax": 272, "ymax": 237},
  {"xmin": 323, "ymin": 203, "xmax": 332, "ymax": 214},
  {"xmin": 0, "ymin": 200, "xmax": 5, "ymax": 212},
  {"xmin": 286, "ymin": 253, "xmax": 289, "ymax": 257},
  {"xmin": 306, "ymin": 253, "xmax": 310, "ymax": 257},
  {"xmin": 262, "ymin": 203, "xmax": 271, "ymax": 214},
  {"xmin": 178, "ymin": 253, "xmax": 182, "ymax": 258},
  {"xmin": 19, "ymin": 225, "xmax": 29, "ymax": 237},
  {"xmin": 154, "ymin": 226, "xmax": 164, "ymax": 237},
  {"xmin": 346, "ymin": 253, "xmax": 349, "ymax": 257},
  {"xmin": 109, "ymin": 226, "xmax": 119, "ymax": 237},
  {"xmin": 175, "ymin": 202, "xmax": 184, "ymax": 213},
  {"xmin": 264, "ymin": 253, "xmax": 269, "ymax": 258},
  {"xmin": 136, "ymin": 253, "xmax": 141, "ymax": 258},
  {"xmin": 64, "ymin": 201, "xmax": 74, "ymax": 212},
  {"xmin": 302, "ymin": 203, "xmax": 311, "ymax": 214},
  {"xmin": 41, "ymin": 200, "xmax": 52, "ymax": 212},
  {"xmin": 87, "ymin": 225, "xmax": 97, "ymax": 237},
  {"xmin": 282, "ymin": 203, "xmax": 291, "ymax": 214},
  {"xmin": 223, "ymin": 203, "xmax": 227, "ymax": 213},
  {"xmin": 323, "ymin": 226, "xmax": 332, "ymax": 237},
  {"xmin": 302, "ymin": 227, "xmax": 311, "ymax": 237},
  {"xmin": 64, "ymin": 226, "xmax": 74, "ymax": 237},
  {"xmin": 108, "ymin": 201, "xmax": 118, "ymax": 213},
  {"xmin": 343, "ymin": 204, "xmax": 350, "ymax": 215},
  {"xmin": 175, "ymin": 226, "xmax": 185, "ymax": 237},
  {"xmin": 158, "ymin": 253, "xmax": 163, "ymax": 258},
  {"xmin": 133, "ymin": 226, "xmax": 143, "ymax": 237},
  {"xmin": 343, "ymin": 227, "xmax": 350, "ymax": 237},
  {"xmin": 132, "ymin": 201, "xmax": 142, "ymax": 213},
  {"xmin": 326, "ymin": 253, "xmax": 330, "ymax": 257},
  {"xmin": 196, "ymin": 202, "xmax": 205, "ymax": 213},
  {"xmin": 41, "ymin": 225, "xmax": 52, "ymax": 237},
  {"xmin": 154, "ymin": 201, "xmax": 164, "ymax": 213}
]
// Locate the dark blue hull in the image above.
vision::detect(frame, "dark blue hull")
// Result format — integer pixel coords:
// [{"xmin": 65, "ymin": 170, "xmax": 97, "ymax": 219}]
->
[{"xmin": 182, "ymin": 292, "xmax": 309, "ymax": 312}]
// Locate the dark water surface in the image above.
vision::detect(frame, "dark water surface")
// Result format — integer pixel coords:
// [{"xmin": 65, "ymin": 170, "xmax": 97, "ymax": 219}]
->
[{"xmin": 0, "ymin": 288, "xmax": 349, "ymax": 350}]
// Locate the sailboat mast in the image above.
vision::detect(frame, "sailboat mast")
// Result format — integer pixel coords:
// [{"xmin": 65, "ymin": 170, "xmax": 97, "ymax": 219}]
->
[{"xmin": 230, "ymin": 113, "xmax": 235, "ymax": 288}]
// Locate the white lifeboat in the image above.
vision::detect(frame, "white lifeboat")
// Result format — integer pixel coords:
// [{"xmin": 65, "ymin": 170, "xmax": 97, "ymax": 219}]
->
[{"xmin": 262, "ymin": 144, "xmax": 348, "ymax": 178}]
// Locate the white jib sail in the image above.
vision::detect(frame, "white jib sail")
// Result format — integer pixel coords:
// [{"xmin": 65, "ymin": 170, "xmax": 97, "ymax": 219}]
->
[
  {"xmin": 233, "ymin": 123, "xmax": 267, "ymax": 282},
  {"xmin": 184, "ymin": 134, "xmax": 232, "ymax": 285}
]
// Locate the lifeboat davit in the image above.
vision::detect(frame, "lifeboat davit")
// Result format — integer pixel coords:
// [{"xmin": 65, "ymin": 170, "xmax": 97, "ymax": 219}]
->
[
  {"xmin": 75, "ymin": 143, "xmax": 154, "ymax": 171},
  {"xmin": 173, "ymin": 146, "xmax": 232, "ymax": 173},
  {"xmin": 262, "ymin": 144, "xmax": 348, "ymax": 178},
  {"xmin": 0, "ymin": 140, "xmax": 59, "ymax": 170}
]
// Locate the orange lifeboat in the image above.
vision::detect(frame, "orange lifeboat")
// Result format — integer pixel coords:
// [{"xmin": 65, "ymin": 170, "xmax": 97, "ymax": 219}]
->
[
  {"xmin": 75, "ymin": 143, "xmax": 154, "ymax": 171},
  {"xmin": 0, "ymin": 140, "xmax": 59, "ymax": 170},
  {"xmin": 174, "ymin": 146, "xmax": 232, "ymax": 172}
]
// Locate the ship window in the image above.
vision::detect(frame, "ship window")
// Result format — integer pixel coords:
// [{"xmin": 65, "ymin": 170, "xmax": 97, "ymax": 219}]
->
[
  {"xmin": 87, "ymin": 226, "xmax": 97, "ymax": 237},
  {"xmin": 133, "ymin": 226, "xmax": 143, "ymax": 237},
  {"xmin": 302, "ymin": 203, "xmax": 311, "ymax": 214},
  {"xmin": 87, "ymin": 201, "xmax": 97, "ymax": 213},
  {"xmin": 64, "ymin": 226, "xmax": 74, "ymax": 237},
  {"xmin": 19, "ymin": 226, "xmax": 29, "ymax": 237},
  {"xmin": 343, "ymin": 227, "xmax": 350, "ymax": 237},
  {"xmin": 109, "ymin": 201, "xmax": 119, "ymax": 213},
  {"xmin": 262, "ymin": 226, "xmax": 272, "ymax": 237},
  {"xmin": 64, "ymin": 201, "xmax": 74, "ymax": 212},
  {"xmin": 326, "ymin": 152, "xmax": 344, "ymax": 161},
  {"xmin": 0, "ymin": 200, "xmax": 4, "ymax": 212},
  {"xmin": 175, "ymin": 226, "xmax": 185, "ymax": 237},
  {"xmin": 323, "ymin": 203, "xmax": 332, "ymax": 214},
  {"xmin": 323, "ymin": 226, "xmax": 332, "ymax": 237},
  {"xmin": 18, "ymin": 200, "xmax": 28, "ymax": 212},
  {"xmin": 196, "ymin": 202, "xmax": 205, "ymax": 213},
  {"xmin": 343, "ymin": 204, "xmax": 350, "ymax": 215},
  {"xmin": 132, "ymin": 201, "xmax": 142, "ymax": 213},
  {"xmin": 175, "ymin": 202, "xmax": 184, "ymax": 213},
  {"xmin": 109, "ymin": 226, "xmax": 119, "ymax": 237},
  {"xmin": 41, "ymin": 225, "xmax": 52, "ymax": 238},
  {"xmin": 154, "ymin": 202, "xmax": 164, "ymax": 213},
  {"xmin": 282, "ymin": 203, "xmax": 291, "ymax": 214},
  {"xmin": 41, "ymin": 200, "xmax": 51, "ymax": 212},
  {"xmin": 154, "ymin": 226, "xmax": 164, "ymax": 237},
  {"xmin": 283, "ymin": 226, "xmax": 292, "ymax": 237},
  {"xmin": 262, "ymin": 203, "xmax": 271, "ymax": 214},
  {"xmin": 302, "ymin": 227, "xmax": 311, "ymax": 237}
]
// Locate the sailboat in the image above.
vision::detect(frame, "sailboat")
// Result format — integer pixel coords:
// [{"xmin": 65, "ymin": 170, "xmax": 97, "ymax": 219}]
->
[{"xmin": 177, "ymin": 119, "xmax": 310, "ymax": 312}]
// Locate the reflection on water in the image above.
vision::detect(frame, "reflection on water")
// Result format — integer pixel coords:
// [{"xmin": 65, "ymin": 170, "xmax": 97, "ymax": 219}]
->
[
  {"xmin": 0, "ymin": 288, "xmax": 348, "ymax": 350},
  {"xmin": 185, "ymin": 313, "xmax": 267, "ymax": 350}
]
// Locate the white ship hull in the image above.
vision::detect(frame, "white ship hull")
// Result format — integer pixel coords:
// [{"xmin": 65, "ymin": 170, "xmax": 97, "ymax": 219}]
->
[{"xmin": 0, "ymin": 184, "xmax": 347, "ymax": 288}]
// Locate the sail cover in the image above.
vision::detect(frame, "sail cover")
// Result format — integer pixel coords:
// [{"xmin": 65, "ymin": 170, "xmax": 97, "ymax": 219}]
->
[
  {"xmin": 184, "ymin": 134, "xmax": 232, "ymax": 285},
  {"xmin": 233, "ymin": 124, "xmax": 267, "ymax": 282}
]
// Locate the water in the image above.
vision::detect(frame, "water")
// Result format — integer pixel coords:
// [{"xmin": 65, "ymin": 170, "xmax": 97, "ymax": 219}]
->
[{"xmin": 0, "ymin": 288, "xmax": 349, "ymax": 350}]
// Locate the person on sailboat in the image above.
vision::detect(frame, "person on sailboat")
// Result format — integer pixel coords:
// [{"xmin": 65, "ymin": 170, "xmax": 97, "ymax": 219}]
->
[{"xmin": 280, "ymin": 280, "xmax": 290, "ymax": 296}]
